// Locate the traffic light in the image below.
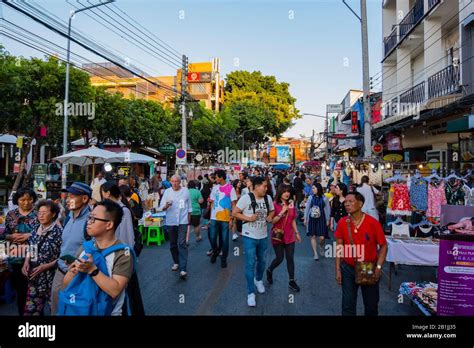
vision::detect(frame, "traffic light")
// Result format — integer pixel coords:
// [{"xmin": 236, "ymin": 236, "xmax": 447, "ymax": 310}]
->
[{"xmin": 351, "ymin": 111, "xmax": 358, "ymax": 133}]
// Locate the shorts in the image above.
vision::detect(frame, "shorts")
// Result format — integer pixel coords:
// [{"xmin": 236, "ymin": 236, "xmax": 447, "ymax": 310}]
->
[{"xmin": 190, "ymin": 215, "xmax": 201, "ymax": 227}]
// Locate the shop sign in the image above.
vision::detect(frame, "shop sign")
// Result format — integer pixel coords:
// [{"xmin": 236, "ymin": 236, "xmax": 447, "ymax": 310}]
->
[
  {"xmin": 372, "ymin": 143, "xmax": 383, "ymax": 154},
  {"xmin": 159, "ymin": 143, "xmax": 176, "ymax": 155},
  {"xmin": 383, "ymin": 154, "xmax": 403, "ymax": 162},
  {"xmin": 386, "ymin": 135, "xmax": 403, "ymax": 151}
]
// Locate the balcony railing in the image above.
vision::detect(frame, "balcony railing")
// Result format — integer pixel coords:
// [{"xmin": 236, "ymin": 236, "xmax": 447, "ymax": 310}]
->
[
  {"xmin": 428, "ymin": 64, "xmax": 460, "ymax": 99},
  {"xmin": 384, "ymin": 27, "xmax": 398, "ymax": 57},
  {"xmin": 428, "ymin": 0, "xmax": 441, "ymax": 12},
  {"xmin": 399, "ymin": 0, "xmax": 424, "ymax": 39},
  {"xmin": 400, "ymin": 81, "xmax": 425, "ymax": 104}
]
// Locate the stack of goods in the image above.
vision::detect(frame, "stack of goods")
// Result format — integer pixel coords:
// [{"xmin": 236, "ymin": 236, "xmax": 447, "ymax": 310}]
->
[
  {"xmin": 399, "ymin": 281, "xmax": 438, "ymax": 316},
  {"xmin": 143, "ymin": 217, "xmax": 164, "ymax": 227}
]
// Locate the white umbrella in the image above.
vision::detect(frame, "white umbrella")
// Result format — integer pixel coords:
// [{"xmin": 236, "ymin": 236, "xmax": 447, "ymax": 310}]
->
[
  {"xmin": 113, "ymin": 151, "xmax": 157, "ymax": 164},
  {"xmin": 53, "ymin": 146, "xmax": 121, "ymax": 178}
]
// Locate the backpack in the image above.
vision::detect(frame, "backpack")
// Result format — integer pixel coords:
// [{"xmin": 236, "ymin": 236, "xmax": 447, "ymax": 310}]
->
[
  {"xmin": 243, "ymin": 192, "xmax": 270, "ymax": 224},
  {"xmin": 57, "ymin": 240, "xmax": 135, "ymax": 316}
]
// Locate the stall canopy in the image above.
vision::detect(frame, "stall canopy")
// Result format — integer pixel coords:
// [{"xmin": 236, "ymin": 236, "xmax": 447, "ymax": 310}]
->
[{"xmin": 114, "ymin": 152, "xmax": 157, "ymax": 164}]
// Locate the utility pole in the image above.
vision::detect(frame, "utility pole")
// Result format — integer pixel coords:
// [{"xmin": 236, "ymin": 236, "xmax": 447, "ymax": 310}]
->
[
  {"xmin": 181, "ymin": 54, "xmax": 188, "ymax": 168},
  {"xmin": 343, "ymin": 0, "xmax": 372, "ymax": 159},
  {"xmin": 360, "ymin": 0, "xmax": 372, "ymax": 159}
]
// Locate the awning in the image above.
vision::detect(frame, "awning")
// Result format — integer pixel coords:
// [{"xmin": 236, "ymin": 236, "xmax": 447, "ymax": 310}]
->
[
  {"xmin": 447, "ymin": 115, "xmax": 474, "ymax": 133},
  {"xmin": 0, "ymin": 134, "xmax": 17, "ymax": 144},
  {"xmin": 463, "ymin": 13, "xmax": 474, "ymax": 27}
]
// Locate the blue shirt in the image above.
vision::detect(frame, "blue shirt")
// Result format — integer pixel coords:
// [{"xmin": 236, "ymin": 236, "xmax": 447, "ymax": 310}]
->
[
  {"xmin": 303, "ymin": 184, "xmax": 312, "ymax": 197},
  {"xmin": 57, "ymin": 205, "xmax": 90, "ymax": 273}
]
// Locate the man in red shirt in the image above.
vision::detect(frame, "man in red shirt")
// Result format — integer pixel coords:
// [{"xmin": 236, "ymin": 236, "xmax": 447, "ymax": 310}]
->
[{"xmin": 335, "ymin": 191, "xmax": 387, "ymax": 316}]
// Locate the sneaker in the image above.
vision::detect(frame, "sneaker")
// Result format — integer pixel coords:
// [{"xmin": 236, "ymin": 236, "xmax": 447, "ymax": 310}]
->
[
  {"xmin": 171, "ymin": 264, "xmax": 179, "ymax": 271},
  {"xmin": 289, "ymin": 280, "xmax": 300, "ymax": 292},
  {"xmin": 180, "ymin": 271, "xmax": 187, "ymax": 280},
  {"xmin": 314, "ymin": 254, "xmax": 319, "ymax": 261},
  {"xmin": 210, "ymin": 251, "xmax": 218, "ymax": 264},
  {"xmin": 266, "ymin": 269, "xmax": 273, "ymax": 284},
  {"xmin": 247, "ymin": 293, "xmax": 256, "ymax": 307},
  {"xmin": 221, "ymin": 260, "xmax": 227, "ymax": 268},
  {"xmin": 206, "ymin": 249, "xmax": 213, "ymax": 256},
  {"xmin": 232, "ymin": 233, "xmax": 239, "ymax": 241},
  {"xmin": 254, "ymin": 279, "xmax": 265, "ymax": 294},
  {"xmin": 219, "ymin": 250, "xmax": 223, "ymax": 256}
]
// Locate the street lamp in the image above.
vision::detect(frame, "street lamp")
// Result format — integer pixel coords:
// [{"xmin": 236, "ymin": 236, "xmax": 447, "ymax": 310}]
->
[
  {"xmin": 241, "ymin": 126, "xmax": 264, "ymax": 152},
  {"xmin": 61, "ymin": 0, "xmax": 114, "ymax": 190}
]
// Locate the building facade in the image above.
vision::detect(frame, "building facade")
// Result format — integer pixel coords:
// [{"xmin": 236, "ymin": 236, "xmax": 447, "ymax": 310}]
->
[{"xmin": 376, "ymin": 0, "xmax": 474, "ymax": 173}]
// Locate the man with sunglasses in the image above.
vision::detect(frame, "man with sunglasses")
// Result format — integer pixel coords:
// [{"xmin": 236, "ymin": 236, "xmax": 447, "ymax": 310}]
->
[{"xmin": 50, "ymin": 182, "xmax": 92, "ymax": 315}]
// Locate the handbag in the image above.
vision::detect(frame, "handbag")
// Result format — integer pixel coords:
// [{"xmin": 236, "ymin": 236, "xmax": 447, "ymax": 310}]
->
[
  {"xmin": 345, "ymin": 217, "xmax": 377, "ymax": 286},
  {"xmin": 271, "ymin": 208, "xmax": 289, "ymax": 243}
]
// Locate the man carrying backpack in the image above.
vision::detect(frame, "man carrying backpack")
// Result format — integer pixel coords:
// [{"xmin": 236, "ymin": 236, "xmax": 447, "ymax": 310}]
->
[
  {"xmin": 59, "ymin": 200, "xmax": 134, "ymax": 316},
  {"xmin": 50, "ymin": 182, "xmax": 92, "ymax": 315},
  {"xmin": 233, "ymin": 176, "xmax": 274, "ymax": 307}
]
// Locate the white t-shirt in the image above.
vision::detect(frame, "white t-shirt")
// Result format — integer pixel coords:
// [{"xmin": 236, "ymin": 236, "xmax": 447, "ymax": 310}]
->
[
  {"xmin": 241, "ymin": 187, "xmax": 250, "ymax": 196},
  {"xmin": 357, "ymin": 183, "xmax": 379, "ymax": 212},
  {"xmin": 236, "ymin": 193, "xmax": 274, "ymax": 239},
  {"xmin": 159, "ymin": 187, "xmax": 192, "ymax": 226}
]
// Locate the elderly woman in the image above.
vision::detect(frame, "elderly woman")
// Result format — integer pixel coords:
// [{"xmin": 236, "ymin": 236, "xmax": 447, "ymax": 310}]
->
[
  {"xmin": 3, "ymin": 187, "xmax": 39, "ymax": 315},
  {"xmin": 22, "ymin": 200, "xmax": 62, "ymax": 316}
]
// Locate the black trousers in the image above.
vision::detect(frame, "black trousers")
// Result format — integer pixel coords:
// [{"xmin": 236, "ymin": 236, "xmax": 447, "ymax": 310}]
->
[
  {"xmin": 122, "ymin": 271, "xmax": 145, "ymax": 316},
  {"xmin": 268, "ymin": 243, "xmax": 296, "ymax": 280},
  {"xmin": 11, "ymin": 263, "xmax": 28, "ymax": 316}
]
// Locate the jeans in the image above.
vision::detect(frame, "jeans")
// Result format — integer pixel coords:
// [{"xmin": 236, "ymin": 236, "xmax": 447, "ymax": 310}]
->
[
  {"xmin": 243, "ymin": 236, "xmax": 268, "ymax": 295},
  {"xmin": 340, "ymin": 261, "xmax": 379, "ymax": 316},
  {"xmin": 168, "ymin": 225, "xmax": 188, "ymax": 272},
  {"xmin": 268, "ymin": 243, "xmax": 295, "ymax": 280},
  {"xmin": 209, "ymin": 220, "xmax": 229, "ymax": 262}
]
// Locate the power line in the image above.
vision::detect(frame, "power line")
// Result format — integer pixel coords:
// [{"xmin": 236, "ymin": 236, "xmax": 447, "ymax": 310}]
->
[
  {"xmin": 2, "ymin": 0, "xmax": 186, "ymax": 98},
  {"xmin": 371, "ymin": 1, "xmax": 468, "ymax": 91},
  {"xmin": 76, "ymin": 0, "xmax": 181, "ymax": 69}
]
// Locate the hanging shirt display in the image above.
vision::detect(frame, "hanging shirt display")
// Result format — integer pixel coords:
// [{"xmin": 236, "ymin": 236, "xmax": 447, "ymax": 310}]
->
[
  {"xmin": 391, "ymin": 222, "xmax": 411, "ymax": 237},
  {"xmin": 388, "ymin": 183, "xmax": 411, "ymax": 216},
  {"xmin": 409, "ymin": 177, "xmax": 428, "ymax": 211},
  {"xmin": 445, "ymin": 179, "xmax": 465, "ymax": 205},
  {"xmin": 427, "ymin": 181, "xmax": 447, "ymax": 219},
  {"xmin": 342, "ymin": 168, "xmax": 350, "ymax": 187},
  {"xmin": 462, "ymin": 184, "xmax": 474, "ymax": 206}
]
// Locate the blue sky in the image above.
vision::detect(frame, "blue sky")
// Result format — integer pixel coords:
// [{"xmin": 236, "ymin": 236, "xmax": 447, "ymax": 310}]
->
[{"xmin": 1, "ymin": 0, "xmax": 383, "ymax": 138}]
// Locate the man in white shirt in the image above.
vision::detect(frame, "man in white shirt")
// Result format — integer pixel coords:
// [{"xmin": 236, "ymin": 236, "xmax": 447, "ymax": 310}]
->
[
  {"xmin": 90, "ymin": 172, "xmax": 106, "ymax": 203},
  {"xmin": 159, "ymin": 175, "xmax": 192, "ymax": 280},
  {"xmin": 356, "ymin": 175, "xmax": 379, "ymax": 221},
  {"xmin": 233, "ymin": 176, "xmax": 274, "ymax": 307}
]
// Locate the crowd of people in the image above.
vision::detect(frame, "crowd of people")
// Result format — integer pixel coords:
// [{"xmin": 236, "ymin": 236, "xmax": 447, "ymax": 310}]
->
[{"xmin": 0, "ymin": 165, "xmax": 388, "ymax": 316}]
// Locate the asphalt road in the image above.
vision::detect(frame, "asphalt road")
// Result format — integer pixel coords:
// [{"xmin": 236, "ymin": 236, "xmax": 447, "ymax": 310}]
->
[{"xmin": 0, "ymin": 222, "xmax": 436, "ymax": 316}]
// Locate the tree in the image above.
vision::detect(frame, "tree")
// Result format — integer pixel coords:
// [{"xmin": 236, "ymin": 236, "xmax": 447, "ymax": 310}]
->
[
  {"xmin": 0, "ymin": 50, "xmax": 93, "ymax": 191},
  {"xmin": 224, "ymin": 71, "xmax": 300, "ymax": 147}
]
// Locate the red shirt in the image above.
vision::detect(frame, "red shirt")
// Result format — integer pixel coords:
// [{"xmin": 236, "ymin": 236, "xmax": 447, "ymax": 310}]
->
[
  {"xmin": 272, "ymin": 202, "xmax": 297, "ymax": 245},
  {"xmin": 334, "ymin": 213, "xmax": 387, "ymax": 267}
]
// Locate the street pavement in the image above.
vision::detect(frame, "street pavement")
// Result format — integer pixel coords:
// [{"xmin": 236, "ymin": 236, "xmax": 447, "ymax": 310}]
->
[{"xmin": 0, "ymin": 222, "xmax": 436, "ymax": 316}]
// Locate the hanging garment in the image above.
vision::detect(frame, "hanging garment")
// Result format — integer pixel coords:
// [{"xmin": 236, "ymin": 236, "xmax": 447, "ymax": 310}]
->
[
  {"xmin": 445, "ymin": 179, "xmax": 465, "ymax": 205},
  {"xmin": 342, "ymin": 169, "xmax": 350, "ymax": 187},
  {"xmin": 409, "ymin": 177, "xmax": 428, "ymax": 211},
  {"xmin": 415, "ymin": 224, "xmax": 433, "ymax": 238},
  {"xmin": 387, "ymin": 184, "xmax": 395, "ymax": 214},
  {"xmin": 427, "ymin": 181, "xmax": 447, "ymax": 219},
  {"xmin": 391, "ymin": 222, "xmax": 411, "ymax": 237},
  {"xmin": 390, "ymin": 182, "xmax": 412, "ymax": 216},
  {"xmin": 462, "ymin": 184, "xmax": 474, "ymax": 206}
]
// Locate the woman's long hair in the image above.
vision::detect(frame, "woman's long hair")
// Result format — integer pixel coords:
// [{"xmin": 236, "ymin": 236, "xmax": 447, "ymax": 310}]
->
[
  {"xmin": 101, "ymin": 181, "xmax": 132, "ymax": 211},
  {"xmin": 275, "ymin": 184, "xmax": 292, "ymax": 205}
]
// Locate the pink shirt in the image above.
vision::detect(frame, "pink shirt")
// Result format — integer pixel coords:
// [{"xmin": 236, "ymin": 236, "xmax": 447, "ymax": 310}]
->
[{"xmin": 272, "ymin": 202, "xmax": 297, "ymax": 245}]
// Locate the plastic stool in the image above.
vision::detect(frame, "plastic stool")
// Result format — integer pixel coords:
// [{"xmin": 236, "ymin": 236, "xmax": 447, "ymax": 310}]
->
[
  {"xmin": 138, "ymin": 225, "xmax": 146, "ymax": 243},
  {"xmin": 146, "ymin": 226, "xmax": 165, "ymax": 246}
]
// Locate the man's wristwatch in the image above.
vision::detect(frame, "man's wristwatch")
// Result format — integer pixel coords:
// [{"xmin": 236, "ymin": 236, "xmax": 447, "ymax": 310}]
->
[
  {"xmin": 376, "ymin": 264, "xmax": 382, "ymax": 270},
  {"xmin": 89, "ymin": 267, "xmax": 99, "ymax": 277}
]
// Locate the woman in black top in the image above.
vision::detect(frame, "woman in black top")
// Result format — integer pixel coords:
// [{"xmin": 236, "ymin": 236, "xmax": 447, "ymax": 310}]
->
[{"xmin": 330, "ymin": 183, "xmax": 348, "ymax": 233}]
